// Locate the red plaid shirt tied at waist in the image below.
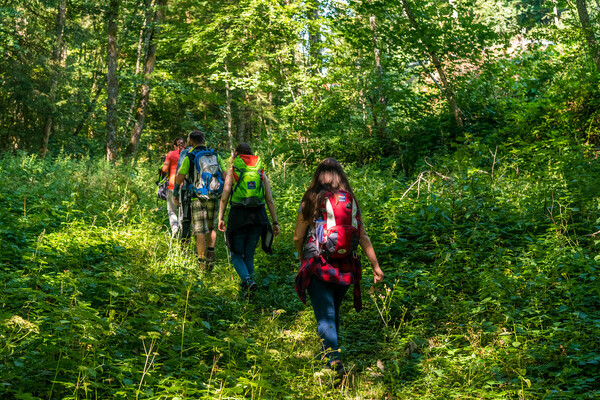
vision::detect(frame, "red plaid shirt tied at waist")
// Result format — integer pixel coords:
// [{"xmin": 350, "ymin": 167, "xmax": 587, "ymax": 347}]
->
[{"xmin": 295, "ymin": 254, "xmax": 363, "ymax": 312}]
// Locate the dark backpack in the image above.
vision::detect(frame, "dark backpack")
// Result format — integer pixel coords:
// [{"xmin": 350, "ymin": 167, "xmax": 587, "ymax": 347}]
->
[
  {"xmin": 187, "ymin": 148, "xmax": 224, "ymax": 199},
  {"xmin": 156, "ymin": 168, "xmax": 169, "ymax": 201},
  {"xmin": 304, "ymin": 190, "xmax": 361, "ymax": 259},
  {"xmin": 176, "ymin": 146, "xmax": 192, "ymax": 203}
]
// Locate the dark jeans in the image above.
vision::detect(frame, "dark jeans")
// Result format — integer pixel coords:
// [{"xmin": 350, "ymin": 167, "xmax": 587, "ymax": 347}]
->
[
  {"xmin": 230, "ymin": 225, "xmax": 262, "ymax": 285},
  {"xmin": 307, "ymin": 277, "xmax": 350, "ymax": 363},
  {"xmin": 179, "ymin": 200, "xmax": 192, "ymax": 241}
]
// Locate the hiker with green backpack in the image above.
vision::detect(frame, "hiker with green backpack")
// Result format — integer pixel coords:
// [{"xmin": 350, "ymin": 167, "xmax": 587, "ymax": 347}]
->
[
  {"xmin": 174, "ymin": 130, "xmax": 225, "ymax": 268},
  {"xmin": 218, "ymin": 143, "xmax": 280, "ymax": 293}
]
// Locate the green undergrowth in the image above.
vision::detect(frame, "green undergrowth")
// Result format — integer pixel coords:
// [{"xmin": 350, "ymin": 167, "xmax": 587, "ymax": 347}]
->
[{"xmin": 1, "ymin": 142, "xmax": 600, "ymax": 399}]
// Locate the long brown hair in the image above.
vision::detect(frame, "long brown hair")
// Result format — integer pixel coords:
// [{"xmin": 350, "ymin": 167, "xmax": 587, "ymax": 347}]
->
[{"xmin": 301, "ymin": 158, "xmax": 355, "ymax": 221}]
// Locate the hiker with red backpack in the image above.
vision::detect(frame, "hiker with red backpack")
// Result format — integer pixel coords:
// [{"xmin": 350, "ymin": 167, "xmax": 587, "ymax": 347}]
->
[
  {"xmin": 293, "ymin": 158, "xmax": 384, "ymax": 377},
  {"xmin": 218, "ymin": 143, "xmax": 280, "ymax": 294},
  {"xmin": 174, "ymin": 130, "xmax": 225, "ymax": 268}
]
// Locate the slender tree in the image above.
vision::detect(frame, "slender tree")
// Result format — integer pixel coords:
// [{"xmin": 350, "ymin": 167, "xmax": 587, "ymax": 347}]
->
[
  {"xmin": 307, "ymin": 0, "xmax": 322, "ymax": 73},
  {"xmin": 368, "ymin": 12, "xmax": 389, "ymax": 136},
  {"xmin": 400, "ymin": 0, "xmax": 463, "ymax": 127},
  {"xmin": 237, "ymin": 97, "xmax": 247, "ymax": 144},
  {"xmin": 106, "ymin": 0, "xmax": 120, "ymax": 161},
  {"xmin": 124, "ymin": 0, "xmax": 155, "ymax": 137},
  {"xmin": 41, "ymin": 0, "xmax": 67, "ymax": 155},
  {"xmin": 125, "ymin": 0, "xmax": 167, "ymax": 158},
  {"xmin": 553, "ymin": 0, "xmax": 561, "ymax": 27},
  {"xmin": 225, "ymin": 63, "xmax": 234, "ymax": 154},
  {"xmin": 575, "ymin": 0, "xmax": 600, "ymax": 71},
  {"xmin": 73, "ymin": 80, "xmax": 103, "ymax": 137}
]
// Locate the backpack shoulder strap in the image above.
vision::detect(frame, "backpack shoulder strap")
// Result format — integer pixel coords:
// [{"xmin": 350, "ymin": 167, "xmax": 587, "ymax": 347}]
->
[
  {"xmin": 232, "ymin": 156, "xmax": 247, "ymax": 192},
  {"xmin": 191, "ymin": 148, "xmax": 208, "ymax": 169}
]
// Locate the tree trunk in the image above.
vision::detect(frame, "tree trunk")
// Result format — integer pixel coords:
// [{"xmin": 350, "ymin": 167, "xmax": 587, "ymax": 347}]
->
[
  {"xmin": 125, "ymin": 0, "xmax": 167, "ymax": 158},
  {"xmin": 355, "ymin": 48, "xmax": 372, "ymax": 136},
  {"xmin": 575, "ymin": 0, "xmax": 600, "ymax": 71},
  {"xmin": 237, "ymin": 100, "xmax": 246, "ymax": 144},
  {"xmin": 225, "ymin": 66, "xmax": 234, "ymax": 154},
  {"xmin": 124, "ymin": 0, "xmax": 155, "ymax": 139},
  {"xmin": 74, "ymin": 82, "xmax": 103, "ymax": 137},
  {"xmin": 369, "ymin": 14, "xmax": 388, "ymax": 136},
  {"xmin": 106, "ymin": 0, "xmax": 120, "ymax": 162},
  {"xmin": 74, "ymin": 41, "xmax": 104, "ymax": 137},
  {"xmin": 307, "ymin": 0, "xmax": 321, "ymax": 73},
  {"xmin": 41, "ymin": 0, "xmax": 67, "ymax": 156},
  {"xmin": 401, "ymin": 0, "xmax": 463, "ymax": 127}
]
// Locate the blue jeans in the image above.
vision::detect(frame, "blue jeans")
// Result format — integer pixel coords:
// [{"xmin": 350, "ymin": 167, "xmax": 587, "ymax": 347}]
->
[
  {"xmin": 230, "ymin": 225, "xmax": 262, "ymax": 285},
  {"xmin": 307, "ymin": 278, "xmax": 350, "ymax": 363}
]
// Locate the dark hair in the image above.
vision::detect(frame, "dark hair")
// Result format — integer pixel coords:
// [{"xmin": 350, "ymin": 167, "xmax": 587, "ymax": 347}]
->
[
  {"xmin": 174, "ymin": 137, "xmax": 185, "ymax": 147},
  {"xmin": 188, "ymin": 130, "xmax": 205, "ymax": 145},
  {"xmin": 234, "ymin": 142, "xmax": 253, "ymax": 156},
  {"xmin": 301, "ymin": 158, "xmax": 355, "ymax": 222}
]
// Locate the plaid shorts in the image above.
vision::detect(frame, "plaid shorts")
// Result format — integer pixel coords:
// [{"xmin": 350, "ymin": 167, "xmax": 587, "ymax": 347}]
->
[{"xmin": 191, "ymin": 197, "xmax": 219, "ymax": 235}]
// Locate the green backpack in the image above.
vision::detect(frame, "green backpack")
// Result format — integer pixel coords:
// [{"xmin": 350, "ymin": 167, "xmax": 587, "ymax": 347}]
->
[{"xmin": 231, "ymin": 154, "xmax": 265, "ymax": 207}]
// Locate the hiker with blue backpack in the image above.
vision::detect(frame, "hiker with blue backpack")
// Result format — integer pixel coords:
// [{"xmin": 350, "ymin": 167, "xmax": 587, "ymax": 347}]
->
[
  {"xmin": 293, "ymin": 158, "xmax": 384, "ymax": 378},
  {"xmin": 174, "ymin": 130, "xmax": 225, "ymax": 268},
  {"xmin": 218, "ymin": 143, "xmax": 280, "ymax": 294}
]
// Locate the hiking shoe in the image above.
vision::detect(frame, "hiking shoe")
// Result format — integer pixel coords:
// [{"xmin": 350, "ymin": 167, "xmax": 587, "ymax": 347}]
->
[
  {"xmin": 328, "ymin": 360, "xmax": 347, "ymax": 377},
  {"xmin": 246, "ymin": 278, "xmax": 258, "ymax": 292},
  {"xmin": 206, "ymin": 250, "xmax": 215, "ymax": 263},
  {"xmin": 320, "ymin": 361, "xmax": 347, "ymax": 388},
  {"xmin": 204, "ymin": 250, "xmax": 215, "ymax": 272}
]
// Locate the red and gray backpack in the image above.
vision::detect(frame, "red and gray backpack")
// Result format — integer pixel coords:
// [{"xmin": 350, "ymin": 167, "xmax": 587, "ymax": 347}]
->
[{"xmin": 304, "ymin": 190, "xmax": 361, "ymax": 259}]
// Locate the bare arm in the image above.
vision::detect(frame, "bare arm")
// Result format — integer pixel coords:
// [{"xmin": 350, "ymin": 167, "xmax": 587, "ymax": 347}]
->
[
  {"xmin": 359, "ymin": 224, "xmax": 384, "ymax": 283},
  {"xmin": 293, "ymin": 211, "xmax": 310, "ymax": 260},
  {"xmin": 262, "ymin": 174, "xmax": 280, "ymax": 235},
  {"xmin": 173, "ymin": 156, "xmax": 189, "ymax": 206},
  {"xmin": 174, "ymin": 173, "xmax": 185, "ymax": 186},
  {"xmin": 218, "ymin": 170, "xmax": 233, "ymax": 232},
  {"xmin": 175, "ymin": 154, "xmax": 190, "ymax": 186},
  {"xmin": 161, "ymin": 155, "xmax": 170, "ymax": 173}
]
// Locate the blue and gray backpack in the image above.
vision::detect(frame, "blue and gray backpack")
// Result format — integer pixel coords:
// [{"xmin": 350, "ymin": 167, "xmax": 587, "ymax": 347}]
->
[{"xmin": 187, "ymin": 148, "xmax": 224, "ymax": 199}]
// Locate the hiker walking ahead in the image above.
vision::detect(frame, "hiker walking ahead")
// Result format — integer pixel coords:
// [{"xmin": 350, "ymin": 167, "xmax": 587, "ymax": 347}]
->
[
  {"xmin": 162, "ymin": 137, "xmax": 185, "ymax": 237},
  {"xmin": 293, "ymin": 158, "xmax": 384, "ymax": 376},
  {"xmin": 174, "ymin": 130, "xmax": 224, "ymax": 267},
  {"xmin": 218, "ymin": 143, "xmax": 280, "ymax": 293},
  {"xmin": 176, "ymin": 139, "xmax": 193, "ymax": 246}
]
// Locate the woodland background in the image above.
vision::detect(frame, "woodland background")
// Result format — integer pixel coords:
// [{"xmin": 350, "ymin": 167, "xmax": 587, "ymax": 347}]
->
[{"xmin": 1, "ymin": 0, "xmax": 600, "ymax": 399}]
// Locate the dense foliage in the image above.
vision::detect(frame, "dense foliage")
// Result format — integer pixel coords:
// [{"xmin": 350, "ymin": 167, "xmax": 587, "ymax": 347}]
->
[{"xmin": 0, "ymin": 0, "xmax": 598, "ymax": 165}]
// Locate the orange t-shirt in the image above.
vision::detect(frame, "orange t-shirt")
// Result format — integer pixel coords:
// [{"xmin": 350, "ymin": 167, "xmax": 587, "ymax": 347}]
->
[{"xmin": 164, "ymin": 149, "xmax": 181, "ymax": 190}]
